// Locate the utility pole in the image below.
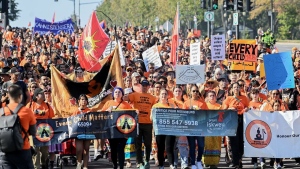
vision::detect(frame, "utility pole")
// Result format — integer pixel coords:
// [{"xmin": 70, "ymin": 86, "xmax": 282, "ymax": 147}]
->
[
  {"xmin": 270, "ymin": 0, "xmax": 274, "ymax": 32},
  {"xmin": 1, "ymin": 0, "xmax": 8, "ymax": 27},
  {"xmin": 207, "ymin": 0, "xmax": 211, "ymax": 38}
]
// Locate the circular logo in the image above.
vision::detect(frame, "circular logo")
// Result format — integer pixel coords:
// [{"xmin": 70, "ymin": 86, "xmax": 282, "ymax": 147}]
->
[
  {"xmin": 36, "ymin": 123, "xmax": 54, "ymax": 142},
  {"xmin": 116, "ymin": 114, "xmax": 136, "ymax": 134},
  {"xmin": 245, "ymin": 120, "xmax": 272, "ymax": 149}
]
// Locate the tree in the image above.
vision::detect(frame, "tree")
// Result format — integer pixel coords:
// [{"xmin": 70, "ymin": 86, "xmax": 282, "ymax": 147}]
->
[{"xmin": 7, "ymin": 0, "xmax": 20, "ymax": 21}]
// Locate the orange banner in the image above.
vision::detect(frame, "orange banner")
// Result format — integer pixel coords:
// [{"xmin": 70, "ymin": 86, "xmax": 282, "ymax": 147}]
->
[{"xmin": 229, "ymin": 40, "xmax": 258, "ymax": 62}]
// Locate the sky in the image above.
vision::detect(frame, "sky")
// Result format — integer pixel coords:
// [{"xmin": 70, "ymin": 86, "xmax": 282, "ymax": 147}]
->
[{"xmin": 10, "ymin": 0, "xmax": 101, "ymax": 27}]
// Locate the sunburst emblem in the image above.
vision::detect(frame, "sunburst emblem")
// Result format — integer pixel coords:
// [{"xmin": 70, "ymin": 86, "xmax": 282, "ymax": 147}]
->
[{"xmin": 83, "ymin": 31, "xmax": 102, "ymax": 61}]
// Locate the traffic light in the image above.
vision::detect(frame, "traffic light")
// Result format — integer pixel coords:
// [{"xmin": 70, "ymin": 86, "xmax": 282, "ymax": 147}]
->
[
  {"xmin": 236, "ymin": 0, "xmax": 243, "ymax": 11},
  {"xmin": 226, "ymin": 0, "xmax": 234, "ymax": 11},
  {"xmin": 246, "ymin": 0, "xmax": 254, "ymax": 11},
  {"xmin": 201, "ymin": 0, "xmax": 206, "ymax": 9},
  {"xmin": 212, "ymin": 0, "xmax": 218, "ymax": 10}
]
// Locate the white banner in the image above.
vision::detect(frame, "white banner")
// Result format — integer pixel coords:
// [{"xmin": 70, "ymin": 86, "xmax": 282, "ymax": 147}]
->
[
  {"xmin": 142, "ymin": 45, "xmax": 162, "ymax": 72},
  {"xmin": 211, "ymin": 34, "xmax": 225, "ymax": 60},
  {"xmin": 103, "ymin": 41, "xmax": 117, "ymax": 58},
  {"xmin": 175, "ymin": 65, "xmax": 205, "ymax": 84},
  {"xmin": 244, "ymin": 110, "xmax": 300, "ymax": 158},
  {"xmin": 190, "ymin": 42, "xmax": 201, "ymax": 65}
]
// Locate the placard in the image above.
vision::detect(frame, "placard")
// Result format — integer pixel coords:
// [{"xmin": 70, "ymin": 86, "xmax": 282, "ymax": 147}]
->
[
  {"xmin": 263, "ymin": 52, "xmax": 295, "ymax": 90},
  {"xmin": 103, "ymin": 41, "xmax": 117, "ymax": 58},
  {"xmin": 211, "ymin": 34, "xmax": 225, "ymax": 60},
  {"xmin": 190, "ymin": 42, "xmax": 201, "ymax": 65},
  {"xmin": 152, "ymin": 108, "xmax": 238, "ymax": 136},
  {"xmin": 230, "ymin": 61, "xmax": 256, "ymax": 71},
  {"xmin": 175, "ymin": 65, "xmax": 205, "ymax": 84},
  {"xmin": 229, "ymin": 40, "xmax": 258, "ymax": 62},
  {"xmin": 142, "ymin": 45, "xmax": 163, "ymax": 71}
]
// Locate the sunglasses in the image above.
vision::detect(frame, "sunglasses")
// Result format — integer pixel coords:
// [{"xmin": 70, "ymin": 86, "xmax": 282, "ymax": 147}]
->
[
  {"xmin": 207, "ymin": 82, "xmax": 214, "ymax": 85},
  {"xmin": 239, "ymin": 84, "xmax": 244, "ymax": 87},
  {"xmin": 251, "ymin": 92, "xmax": 259, "ymax": 94},
  {"xmin": 272, "ymin": 93, "xmax": 279, "ymax": 95}
]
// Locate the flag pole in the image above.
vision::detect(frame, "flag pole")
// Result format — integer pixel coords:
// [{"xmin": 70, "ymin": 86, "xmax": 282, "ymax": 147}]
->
[{"xmin": 176, "ymin": 2, "xmax": 180, "ymax": 65}]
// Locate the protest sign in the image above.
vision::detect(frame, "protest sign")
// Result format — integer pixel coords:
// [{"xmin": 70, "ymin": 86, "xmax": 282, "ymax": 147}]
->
[
  {"xmin": 175, "ymin": 65, "xmax": 205, "ymax": 84},
  {"xmin": 33, "ymin": 111, "xmax": 138, "ymax": 147},
  {"xmin": 263, "ymin": 52, "xmax": 295, "ymax": 90},
  {"xmin": 142, "ymin": 45, "xmax": 163, "ymax": 71},
  {"xmin": 103, "ymin": 41, "xmax": 117, "ymax": 58},
  {"xmin": 152, "ymin": 108, "xmax": 238, "ymax": 136},
  {"xmin": 211, "ymin": 34, "xmax": 225, "ymax": 60},
  {"xmin": 260, "ymin": 63, "xmax": 266, "ymax": 77},
  {"xmin": 244, "ymin": 110, "xmax": 300, "ymax": 158},
  {"xmin": 34, "ymin": 17, "xmax": 74, "ymax": 35},
  {"xmin": 229, "ymin": 40, "xmax": 257, "ymax": 62},
  {"xmin": 189, "ymin": 42, "xmax": 201, "ymax": 65},
  {"xmin": 230, "ymin": 61, "xmax": 256, "ymax": 71}
]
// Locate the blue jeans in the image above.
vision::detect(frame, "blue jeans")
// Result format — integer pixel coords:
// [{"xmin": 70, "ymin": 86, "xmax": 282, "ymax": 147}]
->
[
  {"xmin": 187, "ymin": 136, "xmax": 204, "ymax": 165},
  {"xmin": 1, "ymin": 149, "xmax": 34, "ymax": 169}
]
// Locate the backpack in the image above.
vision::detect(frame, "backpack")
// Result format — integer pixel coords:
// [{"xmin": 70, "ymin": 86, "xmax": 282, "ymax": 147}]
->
[{"xmin": 0, "ymin": 104, "xmax": 26, "ymax": 153}]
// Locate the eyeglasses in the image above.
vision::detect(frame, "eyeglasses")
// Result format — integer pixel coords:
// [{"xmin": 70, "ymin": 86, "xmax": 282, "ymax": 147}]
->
[
  {"xmin": 272, "ymin": 93, "xmax": 279, "ymax": 95},
  {"xmin": 239, "ymin": 84, "xmax": 244, "ymax": 87}
]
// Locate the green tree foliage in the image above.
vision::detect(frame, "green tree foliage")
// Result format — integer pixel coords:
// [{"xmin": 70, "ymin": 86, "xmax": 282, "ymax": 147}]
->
[{"xmin": 8, "ymin": 0, "xmax": 20, "ymax": 21}]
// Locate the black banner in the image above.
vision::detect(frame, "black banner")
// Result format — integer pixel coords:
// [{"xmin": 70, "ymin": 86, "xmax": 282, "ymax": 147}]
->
[{"xmin": 33, "ymin": 111, "xmax": 138, "ymax": 147}]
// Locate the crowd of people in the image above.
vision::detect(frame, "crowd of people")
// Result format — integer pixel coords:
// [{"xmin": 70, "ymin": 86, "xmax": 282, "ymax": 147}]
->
[{"xmin": 0, "ymin": 23, "xmax": 300, "ymax": 169}]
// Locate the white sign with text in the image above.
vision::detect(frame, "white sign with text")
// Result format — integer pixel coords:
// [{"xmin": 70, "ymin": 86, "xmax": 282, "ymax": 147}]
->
[
  {"xmin": 142, "ymin": 45, "xmax": 163, "ymax": 71},
  {"xmin": 175, "ymin": 65, "xmax": 205, "ymax": 84},
  {"xmin": 211, "ymin": 34, "xmax": 225, "ymax": 60},
  {"xmin": 190, "ymin": 42, "xmax": 201, "ymax": 65}
]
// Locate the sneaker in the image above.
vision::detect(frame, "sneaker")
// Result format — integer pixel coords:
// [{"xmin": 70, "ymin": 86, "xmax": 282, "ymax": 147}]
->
[
  {"xmin": 197, "ymin": 162, "xmax": 203, "ymax": 169},
  {"xmin": 261, "ymin": 162, "xmax": 266, "ymax": 169},
  {"xmin": 170, "ymin": 165, "xmax": 175, "ymax": 169},
  {"xmin": 254, "ymin": 163, "xmax": 258, "ymax": 168},
  {"xmin": 83, "ymin": 167, "xmax": 88, "ymax": 169},
  {"xmin": 191, "ymin": 165, "xmax": 197, "ymax": 169},
  {"xmin": 144, "ymin": 162, "xmax": 150, "ymax": 169},
  {"xmin": 94, "ymin": 153, "xmax": 102, "ymax": 161},
  {"xmin": 126, "ymin": 161, "xmax": 132, "ymax": 168},
  {"xmin": 139, "ymin": 164, "xmax": 145, "ymax": 169},
  {"xmin": 150, "ymin": 155, "xmax": 154, "ymax": 160},
  {"xmin": 76, "ymin": 162, "xmax": 82, "ymax": 169},
  {"xmin": 277, "ymin": 164, "xmax": 282, "ymax": 169},
  {"xmin": 155, "ymin": 160, "xmax": 159, "ymax": 166}
]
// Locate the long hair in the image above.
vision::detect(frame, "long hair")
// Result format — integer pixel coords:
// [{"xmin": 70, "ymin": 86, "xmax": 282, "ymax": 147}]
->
[{"xmin": 173, "ymin": 85, "xmax": 184, "ymax": 102}]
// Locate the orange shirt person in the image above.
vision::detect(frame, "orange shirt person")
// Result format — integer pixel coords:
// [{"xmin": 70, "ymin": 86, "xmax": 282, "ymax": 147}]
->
[
  {"xmin": 169, "ymin": 85, "xmax": 185, "ymax": 109},
  {"xmin": 183, "ymin": 85, "xmax": 208, "ymax": 110},
  {"xmin": 100, "ymin": 87, "xmax": 132, "ymax": 169},
  {"xmin": 260, "ymin": 90, "xmax": 288, "ymax": 111},
  {"xmin": 1, "ymin": 85, "xmax": 36, "ymax": 168},
  {"xmin": 249, "ymin": 89, "xmax": 263, "ymax": 110}
]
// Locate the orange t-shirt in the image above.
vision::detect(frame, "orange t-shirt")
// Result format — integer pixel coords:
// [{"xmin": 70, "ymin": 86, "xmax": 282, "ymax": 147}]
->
[
  {"xmin": 206, "ymin": 102, "xmax": 222, "ymax": 110},
  {"xmin": 4, "ymin": 103, "xmax": 36, "ymax": 150},
  {"xmin": 260, "ymin": 99, "xmax": 287, "ymax": 111},
  {"xmin": 169, "ymin": 98, "xmax": 184, "ymax": 109},
  {"xmin": 26, "ymin": 101, "xmax": 55, "ymax": 119},
  {"xmin": 222, "ymin": 95, "xmax": 250, "ymax": 114},
  {"xmin": 132, "ymin": 84, "xmax": 142, "ymax": 93},
  {"xmin": 249, "ymin": 101, "xmax": 262, "ymax": 110},
  {"xmin": 128, "ymin": 92, "xmax": 156, "ymax": 124},
  {"xmin": 183, "ymin": 99, "xmax": 209, "ymax": 110},
  {"xmin": 101, "ymin": 100, "xmax": 132, "ymax": 111},
  {"xmin": 152, "ymin": 102, "xmax": 173, "ymax": 109},
  {"xmin": 73, "ymin": 107, "xmax": 91, "ymax": 116}
]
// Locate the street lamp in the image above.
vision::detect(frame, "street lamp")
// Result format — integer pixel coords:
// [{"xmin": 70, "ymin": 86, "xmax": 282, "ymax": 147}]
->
[
  {"xmin": 68, "ymin": 0, "xmax": 76, "ymax": 26},
  {"xmin": 78, "ymin": 0, "xmax": 100, "ymax": 27}
]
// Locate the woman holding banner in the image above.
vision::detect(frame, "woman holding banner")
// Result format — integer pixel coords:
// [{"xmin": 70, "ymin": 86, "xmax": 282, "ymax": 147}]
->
[
  {"xmin": 101, "ymin": 87, "xmax": 132, "ymax": 169},
  {"xmin": 203, "ymin": 91, "xmax": 222, "ymax": 168},
  {"xmin": 73, "ymin": 94, "xmax": 91, "ymax": 169},
  {"xmin": 222, "ymin": 83, "xmax": 249, "ymax": 169},
  {"xmin": 151, "ymin": 88, "xmax": 176, "ymax": 169},
  {"xmin": 183, "ymin": 84, "xmax": 208, "ymax": 169}
]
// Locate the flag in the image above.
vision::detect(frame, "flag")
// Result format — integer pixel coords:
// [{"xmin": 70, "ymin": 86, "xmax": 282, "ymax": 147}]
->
[
  {"xmin": 28, "ymin": 22, "xmax": 31, "ymax": 27},
  {"xmin": 170, "ymin": 7, "xmax": 179, "ymax": 65},
  {"xmin": 78, "ymin": 12, "xmax": 110, "ymax": 72},
  {"xmin": 52, "ymin": 12, "xmax": 56, "ymax": 24},
  {"xmin": 99, "ymin": 20, "xmax": 106, "ymax": 29},
  {"xmin": 51, "ymin": 46, "xmax": 124, "ymax": 117}
]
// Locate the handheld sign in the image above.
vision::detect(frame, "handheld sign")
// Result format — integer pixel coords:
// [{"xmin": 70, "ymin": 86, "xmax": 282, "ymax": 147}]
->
[
  {"xmin": 211, "ymin": 34, "xmax": 225, "ymax": 60},
  {"xmin": 229, "ymin": 40, "xmax": 258, "ymax": 62}
]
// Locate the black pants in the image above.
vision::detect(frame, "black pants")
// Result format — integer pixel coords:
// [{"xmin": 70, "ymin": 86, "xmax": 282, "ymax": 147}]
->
[
  {"xmin": 156, "ymin": 135, "xmax": 176, "ymax": 167},
  {"xmin": 135, "ymin": 124, "xmax": 152, "ymax": 165},
  {"xmin": 228, "ymin": 115, "xmax": 244, "ymax": 166},
  {"xmin": 109, "ymin": 138, "xmax": 127, "ymax": 169},
  {"xmin": 1, "ymin": 149, "xmax": 34, "ymax": 169}
]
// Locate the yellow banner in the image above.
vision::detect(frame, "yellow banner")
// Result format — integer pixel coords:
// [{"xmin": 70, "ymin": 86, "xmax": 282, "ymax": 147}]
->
[
  {"xmin": 231, "ymin": 39, "xmax": 256, "ymax": 44},
  {"xmin": 230, "ymin": 61, "xmax": 256, "ymax": 71},
  {"xmin": 260, "ymin": 63, "xmax": 266, "ymax": 77}
]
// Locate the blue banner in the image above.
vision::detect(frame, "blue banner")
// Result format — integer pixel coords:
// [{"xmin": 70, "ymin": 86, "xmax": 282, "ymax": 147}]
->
[
  {"xmin": 33, "ymin": 111, "xmax": 138, "ymax": 147},
  {"xmin": 34, "ymin": 17, "xmax": 74, "ymax": 35},
  {"xmin": 152, "ymin": 108, "xmax": 238, "ymax": 136}
]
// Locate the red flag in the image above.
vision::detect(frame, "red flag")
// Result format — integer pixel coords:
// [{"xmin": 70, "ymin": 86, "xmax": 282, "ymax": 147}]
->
[
  {"xmin": 52, "ymin": 12, "xmax": 56, "ymax": 24},
  {"xmin": 78, "ymin": 11, "xmax": 110, "ymax": 72},
  {"xmin": 170, "ymin": 9, "xmax": 179, "ymax": 66}
]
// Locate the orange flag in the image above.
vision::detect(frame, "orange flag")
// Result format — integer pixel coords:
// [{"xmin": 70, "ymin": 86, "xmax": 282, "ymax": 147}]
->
[
  {"xmin": 78, "ymin": 11, "xmax": 110, "ymax": 72},
  {"xmin": 170, "ymin": 9, "xmax": 179, "ymax": 65}
]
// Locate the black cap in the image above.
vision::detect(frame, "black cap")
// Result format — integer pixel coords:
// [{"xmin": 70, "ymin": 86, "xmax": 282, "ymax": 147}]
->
[
  {"xmin": 141, "ymin": 79, "xmax": 150, "ymax": 86},
  {"xmin": 33, "ymin": 88, "xmax": 44, "ymax": 98}
]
